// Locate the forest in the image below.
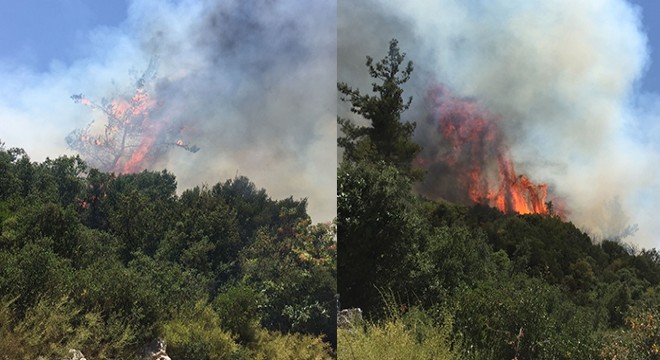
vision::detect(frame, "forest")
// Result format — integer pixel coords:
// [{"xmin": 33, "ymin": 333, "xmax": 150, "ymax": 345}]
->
[
  {"xmin": 0, "ymin": 143, "xmax": 336, "ymax": 359},
  {"xmin": 337, "ymin": 40, "xmax": 660, "ymax": 359}
]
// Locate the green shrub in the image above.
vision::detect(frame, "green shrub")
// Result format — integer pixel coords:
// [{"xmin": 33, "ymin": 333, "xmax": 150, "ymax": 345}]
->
[
  {"xmin": 214, "ymin": 284, "xmax": 263, "ymax": 344},
  {"xmin": 338, "ymin": 305, "xmax": 455, "ymax": 360},
  {"xmin": 251, "ymin": 328, "xmax": 333, "ymax": 360},
  {"xmin": 162, "ymin": 301, "xmax": 239, "ymax": 359},
  {"xmin": 0, "ymin": 296, "xmax": 140, "ymax": 360}
]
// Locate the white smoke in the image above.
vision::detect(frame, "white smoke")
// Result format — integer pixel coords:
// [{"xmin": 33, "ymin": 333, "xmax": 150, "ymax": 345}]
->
[
  {"xmin": 0, "ymin": 0, "xmax": 337, "ymax": 222},
  {"xmin": 339, "ymin": 0, "xmax": 660, "ymax": 248}
]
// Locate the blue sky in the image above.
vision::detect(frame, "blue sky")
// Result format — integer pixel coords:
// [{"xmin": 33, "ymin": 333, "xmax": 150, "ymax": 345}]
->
[
  {"xmin": 630, "ymin": 0, "xmax": 660, "ymax": 93},
  {"xmin": 0, "ymin": 0, "xmax": 128, "ymax": 71}
]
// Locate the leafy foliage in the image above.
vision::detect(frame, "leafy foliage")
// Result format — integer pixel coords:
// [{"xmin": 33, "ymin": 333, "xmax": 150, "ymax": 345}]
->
[
  {"xmin": 162, "ymin": 301, "xmax": 239, "ymax": 360},
  {"xmin": 338, "ymin": 160, "xmax": 422, "ymax": 313},
  {"xmin": 338, "ymin": 39, "xmax": 422, "ymax": 180},
  {"xmin": 0, "ymin": 143, "xmax": 336, "ymax": 357},
  {"xmin": 338, "ymin": 304, "xmax": 456, "ymax": 360}
]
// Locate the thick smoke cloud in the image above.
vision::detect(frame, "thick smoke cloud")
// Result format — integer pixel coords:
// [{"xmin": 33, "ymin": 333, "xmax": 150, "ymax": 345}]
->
[
  {"xmin": 339, "ymin": 0, "xmax": 660, "ymax": 248},
  {"xmin": 0, "ymin": 0, "xmax": 336, "ymax": 222}
]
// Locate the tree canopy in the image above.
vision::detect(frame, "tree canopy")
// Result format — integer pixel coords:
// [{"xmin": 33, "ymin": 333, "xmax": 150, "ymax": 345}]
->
[
  {"xmin": 338, "ymin": 39, "xmax": 422, "ymax": 180},
  {"xmin": 0, "ymin": 142, "xmax": 336, "ymax": 359}
]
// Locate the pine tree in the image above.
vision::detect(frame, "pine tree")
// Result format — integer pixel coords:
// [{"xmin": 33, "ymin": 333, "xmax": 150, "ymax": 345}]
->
[
  {"xmin": 338, "ymin": 39, "xmax": 422, "ymax": 180},
  {"xmin": 337, "ymin": 40, "xmax": 424, "ymax": 313}
]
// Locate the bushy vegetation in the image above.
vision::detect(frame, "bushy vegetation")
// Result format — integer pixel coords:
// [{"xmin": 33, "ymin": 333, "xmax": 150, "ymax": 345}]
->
[
  {"xmin": 338, "ymin": 40, "xmax": 660, "ymax": 359},
  {"xmin": 0, "ymin": 143, "xmax": 336, "ymax": 358},
  {"xmin": 338, "ymin": 302, "xmax": 455, "ymax": 360}
]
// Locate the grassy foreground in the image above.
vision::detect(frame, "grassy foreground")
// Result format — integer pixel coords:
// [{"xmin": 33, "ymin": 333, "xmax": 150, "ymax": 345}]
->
[{"xmin": 337, "ymin": 306, "xmax": 456, "ymax": 360}]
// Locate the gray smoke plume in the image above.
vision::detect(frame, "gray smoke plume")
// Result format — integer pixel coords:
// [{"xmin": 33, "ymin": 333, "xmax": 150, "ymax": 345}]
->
[
  {"xmin": 339, "ymin": 0, "xmax": 660, "ymax": 248},
  {"xmin": 0, "ymin": 0, "xmax": 336, "ymax": 222}
]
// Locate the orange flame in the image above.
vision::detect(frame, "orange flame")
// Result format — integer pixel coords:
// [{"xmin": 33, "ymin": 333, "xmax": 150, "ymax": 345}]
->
[
  {"xmin": 421, "ymin": 85, "xmax": 556, "ymax": 216},
  {"xmin": 103, "ymin": 87, "xmax": 159, "ymax": 173},
  {"xmin": 69, "ymin": 59, "xmax": 198, "ymax": 174},
  {"xmin": 120, "ymin": 130, "xmax": 158, "ymax": 173}
]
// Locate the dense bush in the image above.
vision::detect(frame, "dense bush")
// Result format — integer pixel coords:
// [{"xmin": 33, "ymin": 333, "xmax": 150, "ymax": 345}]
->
[
  {"xmin": 0, "ymin": 143, "xmax": 336, "ymax": 358},
  {"xmin": 337, "ymin": 305, "xmax": 455, "ymax": 359}
]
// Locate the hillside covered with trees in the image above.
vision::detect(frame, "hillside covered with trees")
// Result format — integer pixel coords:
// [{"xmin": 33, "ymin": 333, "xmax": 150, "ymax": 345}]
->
[
  {"xmin": 0, "ymin": 142, "xmax": 336, "ymax": 359},
  {"xmin": 337, "ymin": 40, "xmax": 660, "ymax": 359}
]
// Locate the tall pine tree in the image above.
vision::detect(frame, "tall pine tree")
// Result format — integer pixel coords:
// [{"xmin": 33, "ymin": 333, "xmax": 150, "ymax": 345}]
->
[
  {"xmin": 338, "ymin": 39, "xmax": 422, "ymax": 180},
  {"xmin": 337, "ymin": 40, "xmax": 425, "ymax": 313}
]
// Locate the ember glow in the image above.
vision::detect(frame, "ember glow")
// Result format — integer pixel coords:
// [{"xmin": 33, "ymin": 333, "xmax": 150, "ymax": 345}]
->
[{"xmin": 418, "ymin": 85, "xmax": 556, "ymax": 216}]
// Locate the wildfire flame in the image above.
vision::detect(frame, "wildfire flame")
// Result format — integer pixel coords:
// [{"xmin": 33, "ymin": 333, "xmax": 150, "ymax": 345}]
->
[
  {"xmin": 67, "ymin": 58, "xmax": 199, "ymax": 173},
  {"xmin": 72, "ymin": 85, "xmax": 157, "ymax": 173},
  {"xmin": 419, "ymin": 85, "xmax": 556, "ymax": 216}
]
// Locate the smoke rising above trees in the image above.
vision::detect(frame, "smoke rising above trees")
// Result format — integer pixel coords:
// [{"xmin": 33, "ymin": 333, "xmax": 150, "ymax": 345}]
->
[
  {"xmin": 339, "ymin": 0, "xmax": 660, "ymax": 246},
  {"xmin": 0, "ymin": 0, "xmax": 336, "ymax": 222},
  {"xmin": 67, "ymin": 58, "xmax": 200, "ymax": 174}
]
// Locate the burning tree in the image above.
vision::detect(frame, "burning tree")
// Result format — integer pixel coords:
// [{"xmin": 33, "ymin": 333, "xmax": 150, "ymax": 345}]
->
[
  {"xmin": 67, "ymin": 58, "xmax": 199, "ymax": 173},
  {"xmin": 418, "ymin": 85, "xmax": 556, "ymax": 216}
]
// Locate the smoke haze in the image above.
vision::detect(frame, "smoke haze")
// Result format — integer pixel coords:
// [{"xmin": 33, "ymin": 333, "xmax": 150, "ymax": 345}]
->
[
  {"xmin": 0, "ymin": 0, "xmax": 337, "ymax": 222},
  {"xmin": 339, "ymin": 0, "xmax": 660, "ymax": 248}
]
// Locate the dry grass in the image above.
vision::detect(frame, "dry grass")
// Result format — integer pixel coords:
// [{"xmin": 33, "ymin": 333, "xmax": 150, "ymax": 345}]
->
[{"xmin": 337, "ymin": 307, "xmax": 456, "ymax": 360}]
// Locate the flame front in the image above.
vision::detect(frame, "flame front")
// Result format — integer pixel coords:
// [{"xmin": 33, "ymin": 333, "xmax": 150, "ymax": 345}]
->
[
  {"xmin": 113, "ymin": 87, "xmax": 159, "ymax": 173},
  {"xmin": 68, "ymin": 59, "xmax": 199, "ymax": 174},
  {"xmin": 419, "ymin": 85, "xmax": 554, "ymax": 215},
  {"xmin": 69, "ymin": 83, "xmax": 165, "ymax": 173}
]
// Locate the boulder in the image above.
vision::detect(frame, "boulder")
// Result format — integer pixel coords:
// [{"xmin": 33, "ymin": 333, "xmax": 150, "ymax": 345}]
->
[
  {"xmin": 337, "ymin": 308, "xmax": 363, "ymax": 328},
  {"xmin": 67, "ymin": 349, "xmax": 86, "ymax": 360},
  {"xmin": 143, "ymin": 338, "xmax": 171, "ymax": 360}
]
